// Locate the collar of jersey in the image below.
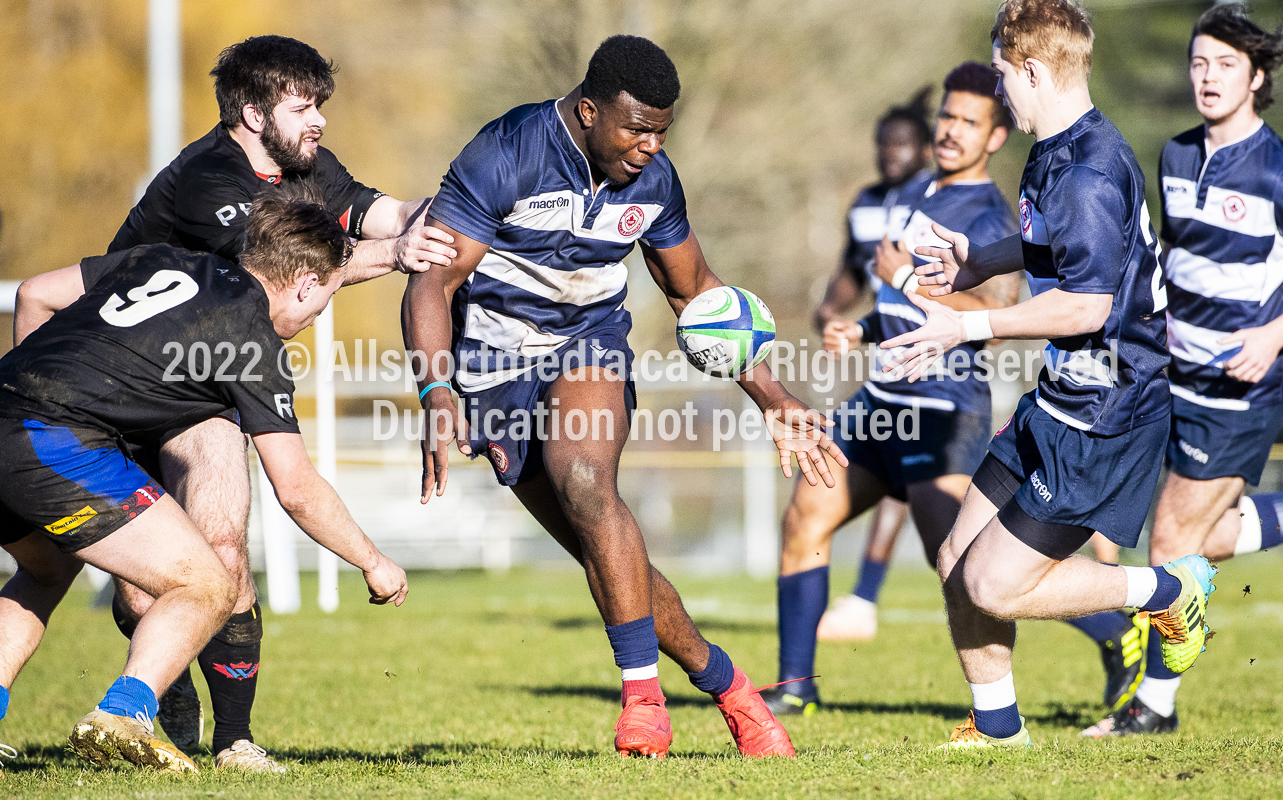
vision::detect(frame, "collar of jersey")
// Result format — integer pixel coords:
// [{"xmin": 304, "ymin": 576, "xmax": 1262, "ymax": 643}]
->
[
  {"xmin": 1202, "ymin": 117, "xmax": 1265, "ymax": 161},
  {"xmin": 1028, "ymin": 106, "xmax": 1102, "ymax": 161},
  {"xmin": 549, "ymin": 97, "xmax": 611, "ymax": 198}
]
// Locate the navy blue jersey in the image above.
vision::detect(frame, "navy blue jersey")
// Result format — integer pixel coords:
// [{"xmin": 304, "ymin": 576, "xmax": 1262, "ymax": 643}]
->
[
  {"xmin": 429, "ymin": 99, "xmax": 691, "ymax": 393},
  {"xmin": 862, "ymin": 179, "xmax": 1017, "ymax": 415},
  {"xmin": 1160, "ymin": 122, "xmax": 1283, "ymax": 409},
  {"xmin": 844, "ymin": 169, "xmax": 935, "ymax": 288},
  {"xmin": 1018, "ymin": 108, "xmax": 1169, "ymax": 435}
]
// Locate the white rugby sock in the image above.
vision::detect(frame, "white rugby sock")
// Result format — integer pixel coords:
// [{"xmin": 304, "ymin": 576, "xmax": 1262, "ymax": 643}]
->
[
  {"xmin": 969, "ymin": 671, "xmax": 1017, "ymax": 711},
  {"xmin": 1122, "ymin": 566, "xmax": 1158, "ymax": 608},
  {"xmin": 621, "ymin": 663, "xmax": 659, "ymax": 682},
  {"xmin": 1234, "ymin": 495, "xmax": 1263, "ymax": 555},
  {"xmin": 1135, "ymin": 675, "xmax": 1181, "ymax": 718}
]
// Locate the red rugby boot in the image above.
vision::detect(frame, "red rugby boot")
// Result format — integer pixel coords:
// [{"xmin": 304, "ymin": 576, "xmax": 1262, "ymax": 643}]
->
[
  {"xmin": 614, "ymin": 692, "xmax": 672, "ymax": 758},
  {"xmin": 714, "ymin": 668, "xmax": 796, "ymax": 757}
]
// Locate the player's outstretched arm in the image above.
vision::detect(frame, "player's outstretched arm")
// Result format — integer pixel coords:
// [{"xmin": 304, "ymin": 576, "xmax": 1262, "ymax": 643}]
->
[
  {"xmin": 341, "ymin": 196, "xmax": 458, "ymax": 284},
  {"xmin": 641, "ymin": 233, "xmax": 849, "ymax": 487},
  {"xmin": 402, "ymin": 217, "xmax": 491, "ymax": 503},
  {"xmin": 912, "ymin": 227, "xmax": 1025, "ymax": 297},
  {"xmin": 254, "ymin": 430, "xmax": 408, "ymax": 606},
  {"xmin": 880, "ymin": 288, "xmax": 1113, "ymax": 382},
  {"xmin": 14, "ymin": 265, "xmax": 85, "ymax": 344}
]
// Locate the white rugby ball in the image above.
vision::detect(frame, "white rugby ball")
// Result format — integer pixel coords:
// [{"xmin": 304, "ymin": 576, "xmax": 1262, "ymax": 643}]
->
[{"xmin": 676, "ymin": 286, "xmax": 776, "ymax": 378}]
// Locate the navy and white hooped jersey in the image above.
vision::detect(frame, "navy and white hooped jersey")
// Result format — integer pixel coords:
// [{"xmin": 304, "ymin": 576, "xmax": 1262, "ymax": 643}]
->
[
  {"xmin": 844, "ymin": 170, "xmax": 934, "ymax": 288},
  {"xmin": 861, "ymin": 179, "xmax": 1017, "ymax": 415},
  {"xmin": 429, "ymin": 99, "xmax": 691, "ymax": 393},
  {"xmin": 1018, "ymin": 107, "xmax": 1170, "ymax": 435},
  {"xmin": 1160, "ymin": 121, "xmax": 1283, "ymax": 409}
]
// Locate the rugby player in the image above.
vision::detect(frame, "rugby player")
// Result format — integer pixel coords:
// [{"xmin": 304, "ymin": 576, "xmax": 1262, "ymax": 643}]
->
[
  {"xmin": 403, "ymin": 35, "xmax": 846, "ymax": 759},
  {"xmin": 0, "ymin": 190, "xmax": 408, "ymax": 773},
  {"xmin": 765, "ymin": 62, "xmax": 1020, "ymax": 717},
  {"xmin": 1083, "ymin": 4, "xmax": 1283, "ymax": 738},
  {"xmin": 14, "ymin": 35, "xmax": 455, "ymax": 771},
  {"xmin": 810, "ymin": 91, "xmax": 933, "ymax": 645},
  {"xmin": 890, "ymin": 0, "xmax": 1216, "ymax": 748}
]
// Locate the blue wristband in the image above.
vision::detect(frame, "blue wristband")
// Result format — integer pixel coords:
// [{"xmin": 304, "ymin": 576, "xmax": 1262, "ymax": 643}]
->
[{"xmin": 419, "ymin": 381, "xmax": 452, "ymax": 401}]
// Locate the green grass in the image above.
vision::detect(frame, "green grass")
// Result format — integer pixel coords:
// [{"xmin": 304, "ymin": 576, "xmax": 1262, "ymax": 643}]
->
[{"xmin": 4, "ymin": 556, "xmax": 1283, "ymax": 798}]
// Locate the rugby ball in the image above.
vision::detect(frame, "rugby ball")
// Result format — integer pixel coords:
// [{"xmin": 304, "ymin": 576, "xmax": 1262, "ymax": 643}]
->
[{"xmin": 676, "ymin": 286, "xmax": 776, "ymax": 378}]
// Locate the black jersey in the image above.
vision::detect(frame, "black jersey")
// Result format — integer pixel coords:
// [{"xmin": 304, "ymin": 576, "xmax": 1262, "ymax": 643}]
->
[
  {"xmin": 108, "ymin": 125, "xmax": 384, "ymax": 260},
  {"xmin": 0, "ymin": 244, "xmax": 299, "ymax": 443}
]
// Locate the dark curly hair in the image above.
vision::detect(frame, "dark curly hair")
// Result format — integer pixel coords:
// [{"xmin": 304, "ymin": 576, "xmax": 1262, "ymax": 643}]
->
[
  {"xmin": 211, "ymin": 36, "xmax": 337, "ymax": 128},
  {"xmin": 1191, "ymin": 3, "xmax": 1283, "ymax": 114},
  {"xmin": 943, "ymin": 61, "xmax": 1013, "ymax": 129},
  {"xmin": 583, "ymin": 35, "xmax": 680, "ymax": 110},
  {"xmin": 877, "ymin": 86, "xmax": 933, "ymax": 147}
]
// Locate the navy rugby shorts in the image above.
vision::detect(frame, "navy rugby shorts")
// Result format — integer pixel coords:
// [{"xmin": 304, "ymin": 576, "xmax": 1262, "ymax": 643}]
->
[
  {"xmin": 979, "ymin": 391, "xmax": 1166, "ymax": 554},
  {"xmin": 835, "ymin": 387, "xmax": 990, "ymax": 500},
  {"xmin": 463, "ymin": 330, "xmax": 636, "ymax": 486},
  {"xmin": 1166, "ymin": 395, "xmax": 1283, "ymax": 485},
  {"xmin": 0, "ymin": 417, "xmax": 166, "ymax": 552}
]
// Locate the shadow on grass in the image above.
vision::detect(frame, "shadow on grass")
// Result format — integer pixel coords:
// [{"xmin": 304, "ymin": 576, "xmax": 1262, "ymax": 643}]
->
[
  {"xmin": 520, "ymin": 684, "xmax": 709, "ymax": 708},
  {"xmin": 269, "ymin": 742, "xmax": 601, "ymax": 764},
  {"xmin": 820, "ymin": 700, "xmax": 972, "ymax": 719},
  {"xmin": 1023, "ymin": 702, "xmax": 1099, "ymax": 728},
  {"xmin": 2, "ymin": 744, "xmax": 83, "ymax": 773}
]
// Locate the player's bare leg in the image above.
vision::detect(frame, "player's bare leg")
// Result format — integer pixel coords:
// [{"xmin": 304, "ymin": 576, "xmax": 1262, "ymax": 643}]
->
[
  {"xmin": 1089, "ymin": 532, "xmax": 1119, "ymax": 564},
  {"xmin": 1151, "ymin": 473, "xmax": 1244, "ymax": 564},
  {"xmin": 0, "ymin": 534, "xmax": 83, "ymax": 688},
  {"xmin": 511, "ymin": 365, "xmax": 792, "ymax": 757}
]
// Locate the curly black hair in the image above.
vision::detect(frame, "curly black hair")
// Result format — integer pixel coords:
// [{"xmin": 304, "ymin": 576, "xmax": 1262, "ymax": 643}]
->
[
  {"xmin": 582, "ymin": 35, "xmax": 680, "ymax": 110},
  {"xmin": 877, "ymin": 86, "xmax": 933, "ymax": 147},
  {"xmin": 211, "ymin": 35, "xmax": 336, "ymax": 128},
  {"xmin": 944, "ymin": 61, "xmax": 1013, "ymax": 129},
  {"xmin": 1191, "ymin": 3, "xmax": 1283, "ymax": 114}
]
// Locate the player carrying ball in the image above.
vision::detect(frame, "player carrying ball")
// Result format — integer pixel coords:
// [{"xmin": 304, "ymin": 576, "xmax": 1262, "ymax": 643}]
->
[
  {"xmin": 888, "ymin": 0, "xmax": 1217, "ymax": 748},
  {"xmin": 404, "ymin": 35, "xmax": 847, "ymax": 758}
]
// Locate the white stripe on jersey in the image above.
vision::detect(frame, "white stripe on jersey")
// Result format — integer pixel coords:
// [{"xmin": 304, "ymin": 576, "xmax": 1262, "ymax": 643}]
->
[
  {"xmin": 1169, "ymin": 383, "xmax": 1250, "ymax": 411},
  {"xmin": 864, "ymin": 381, "xmax": 957, "ymax": 412},
  {"xmin": 476, "ymin": 250, "xmax": 628, "ymax": 307},
  {"xmin": 876, "ymin": 300, "xmax": 927, "ymax": 326},
  {"xmin": 1044, "ymin": 343, "xmax": 1114, "ymax": 388},
  {"xmin": 1163, "ymin": 177, "xmax": 1277, "ymax": 238},
  {"xmin": 1166, "ymin": 313, "xmax": 1237, "ymax": 367},
  {"xmin": 1035, "ymin": 391, "xmax": 1094, "ymax": 431},
  {"xmin": 851, "ymin": 206, "xmax": 888, "ymax": 243},
  {"xmin": 1165, "ymin": 241, "xmax": 1283, "ymax": 304},
  {"xmin": 458, "ymin": 304, "xmax": 569, "ymax": 391}
]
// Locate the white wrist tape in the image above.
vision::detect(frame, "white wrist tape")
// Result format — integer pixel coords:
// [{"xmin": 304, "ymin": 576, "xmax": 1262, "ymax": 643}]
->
[
  {"xmin": 960, "ymin": 310, "xmax": 994, "ymax": 342},
  {"xmin": 892, "ymin": 264, "xmax": 920, "ymax": 295}
]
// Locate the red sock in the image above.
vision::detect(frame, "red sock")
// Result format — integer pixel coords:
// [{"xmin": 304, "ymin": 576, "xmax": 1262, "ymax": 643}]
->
[
  {"xmin": 622, "ymin": 676, "xmax": 662, "ymax": 704},
  {"xmin": 715, "ymin": 667, "xmax": 747, "ymax": 701}
]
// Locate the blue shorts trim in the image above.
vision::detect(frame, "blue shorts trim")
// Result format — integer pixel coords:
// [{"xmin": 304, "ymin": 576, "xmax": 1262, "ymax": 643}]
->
[
  {"xmin": 1166, "ymin": 396, "xmax": 1283, "ymax": 485},
  {"xmin": 986, "ymin": 391, "xmax": 1166, "ymax": 549}
]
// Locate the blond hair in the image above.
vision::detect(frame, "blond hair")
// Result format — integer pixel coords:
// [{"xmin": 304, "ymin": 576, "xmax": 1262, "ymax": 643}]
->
[{"xmin": 991, "ymin": 0, "xmax": 1094, "ymax": 90}]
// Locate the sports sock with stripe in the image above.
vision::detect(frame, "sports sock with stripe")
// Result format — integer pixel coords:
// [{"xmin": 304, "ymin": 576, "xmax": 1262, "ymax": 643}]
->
[
  {"xmin": 1143, "ymin": 624, "xmax": 1182, "ymax": 682},
  {"xmin": 776, "ymin": 566, "xmax": 827, "ymax": 695},
  {"xmin": 1122, "ymin": 566, "xmax": 1182, "ymax": 611},
  {"xmin": 852, "ymin": 558, "xmax": 888, "ymax": 603},
  {"xmin": 970, "ymin": 672, "xmax": 1021, "ymax": 739},
  {"xmin": 1065, "ymin": 611, "xmax": 1133, "ymax": 644},
  {"xmin": 606, "ymin": 615, "xmax": 661, "ymax": 702},
  {"xmin": 687, "ymin": 642, "xmax": 736, "ymax": 696},
  {"xmin": 1236, "ymin": 494, "xmax": 1283, "ymax": 554},
  {"xmin": 98, "ymin": 676, "xmax": 158, "ymax": 720},
  {"xmin": 197, "ymin": 603, "xmax": 262, "ymax": 754}
]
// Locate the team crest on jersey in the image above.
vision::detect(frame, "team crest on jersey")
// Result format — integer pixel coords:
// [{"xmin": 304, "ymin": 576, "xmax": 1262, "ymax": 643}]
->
[
  {"xmin": 1019, "ymin": 198, "xmax": 1033, "ymax": 235},
  {"xmin": 120, "ymin": 484, "xmax": 163, "ymax": 520},
  {"xmin": 488, "ymin": 443, "xmax": 510, "ymax": 473},
  {"xmin": 1223, "ymin": 194, "xmax": 1247, "ymax": 222},
  {"xmin": 213, "ymin": 661, "xmax": 259, "ymax": 681},
  {"xmin": 618, "ymin": 205, "xmax": 645, "ymax": 237}
]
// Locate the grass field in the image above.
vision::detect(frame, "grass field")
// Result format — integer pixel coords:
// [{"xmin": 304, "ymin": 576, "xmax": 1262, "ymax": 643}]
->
[{"xmin": 3, "ymin": 555, "xmax": 1283, "ymax": 799}]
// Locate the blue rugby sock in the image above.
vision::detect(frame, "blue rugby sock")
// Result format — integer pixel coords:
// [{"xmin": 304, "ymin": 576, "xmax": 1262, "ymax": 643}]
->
[
  {"xmin": 777, "ymin": 566, "xmax": 828, "ymax": 695},
  {"xmin": 605, "ymin": 615, "xmax": 660, "ymax": 670},
  {"xmin": 970, "ymin": 672, "xmax": 1021, "ymax": 739},
  {"xmin": 1065, "ymin": 611, "xmax": 1132, "ymax": 644},
  {"xmin": 1142, "ymin": 568, "xmax": 1183, "ymax": 612},
  {"xmin": 0, "ymin": 685, "xmax": 8, "ymax": 722},
  {"xmin": 852, "ymin": 558, "xmax": 889, "ymax": 603},
  {"xmin": 97, "ymin": 676, "xmax": 158, "ymax": 720},
  {"xmin": 1145, "ymin": 622, "xmax": 1181, "ymax": 680},
  {"xmin": 688, "ymin": 642, "xmax": 735, "ymax": 696},
  {"xmin": 1249, "ymin": 493, "xmax": 1283, "ymax": 551},
  {"xmin": 974, "ymin": 704, "xmax": 1022, "ymax": 739}
]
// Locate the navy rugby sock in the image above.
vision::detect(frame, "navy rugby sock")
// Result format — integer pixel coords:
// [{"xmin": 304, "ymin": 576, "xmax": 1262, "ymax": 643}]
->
[
  {"xmin": 970, "ymin": 672, "xmax": 1021, "ymax": 739},
  {"xmin": 777, "ymin": 566, "xmax": 827, "ymax": 695},
  {"xmin": 1247, "ymin": 494, "xmax": 1283, "ymax": 551},
  {"xmin": 852, "ymin": 558, "xmax": 888, "ymax": 603},
  {"xmin": 98, "ymin": 676, "xmax": 158, "ymax": 720},
  {"xmin": 1142, "ymin": 569, "xmax": 1183, "ymax": 612},
  {"xmin": 197, "ymin": 603, "xmax": 262, "ymax": 754},
  {"xmin": 688, "ymin": 642, "xmax": 735, "ymax": 696},
  {"xmin": 1065, "ymin": 611, "xmax": 1132, "ymax": 644},
  {"xmin": 606, "ymin": 615, "xmax": 661, "ymax": 701},
  {"xmin": 0, "ymin": 684, "xmax": 8, "ymax": 721},
  {"xmin": 1144, "ymin": 623, "xmax": 1180, "ymax": 681}
]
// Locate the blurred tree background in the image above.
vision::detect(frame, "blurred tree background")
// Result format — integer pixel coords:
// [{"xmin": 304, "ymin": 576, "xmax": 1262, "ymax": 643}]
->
[{"xmin": 3, "ymin": 0, "xmax": 1283, "ymax": 367}]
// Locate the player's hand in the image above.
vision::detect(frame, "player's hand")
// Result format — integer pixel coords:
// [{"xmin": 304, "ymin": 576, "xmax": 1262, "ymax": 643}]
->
[
  {"xmin": 822, "ymin": 319, "xmax": 862, "ymax": 353},
  {"xmin": 874, "ymin": 235, "xmax": 914, "ymax": 286},
  {"xmin": 1219, "ymin": 323, "xmax": 1283, "ymax": 383},
  {"xmin": 913, "ymin": 223, "xmax": 981, "ymax": 296},
  {"xmin": 761, "ymin": 397, "xmax": 848, "ymax": 487},
  {"xmin": 880, "ymin": 291, "xmax": 961, "ymax": 382},
  {"xmin": 420, "ymin": 386, "xmax": 471, "ymax": 503},
  {"xmin": 362, "ymin": 551, "xmax": 409, "ymax": 606},
  {"xmin": 394, "ymin": 224, "xmax": 457, "ymax": 274}
]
